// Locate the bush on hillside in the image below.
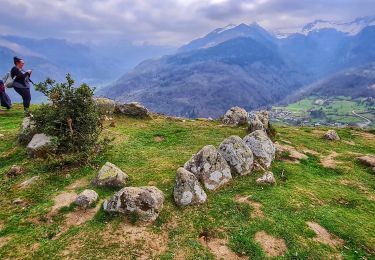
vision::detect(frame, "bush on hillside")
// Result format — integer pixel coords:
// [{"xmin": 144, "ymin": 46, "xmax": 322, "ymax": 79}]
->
[{"xmin": 32, "ymin": 74, "xmax": 102, "ymax": 160}]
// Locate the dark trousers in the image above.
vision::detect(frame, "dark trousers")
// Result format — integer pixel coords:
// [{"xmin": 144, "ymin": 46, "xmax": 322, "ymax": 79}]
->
[{"xmin": 14, "ymin": 87, "xmax": 31, "ymax": 109}]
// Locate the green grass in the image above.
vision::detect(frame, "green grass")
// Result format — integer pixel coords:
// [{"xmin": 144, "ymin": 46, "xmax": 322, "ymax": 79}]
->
[{"xmin": 0, "ymin": 105, "xmax": 375, "ymax": 259}]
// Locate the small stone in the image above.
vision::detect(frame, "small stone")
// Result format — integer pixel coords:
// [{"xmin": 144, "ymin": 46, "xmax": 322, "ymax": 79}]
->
[
  {"xmin": 184, "ymin": 145, "xmax": 232, "ymax": 191},
  {"xmin": 92, "ymin": 162, "xmax": 129, "ymax": 188},
  {"xmin": 218, "ymin": 136, "xmax": 254, "ymax": 176},
  {"xmin": 75, "ymin": 189, "xmax": 99, "ymax": 208},
  {"xmin": 6, "ymin": 165, "xmax": 24, "ymax": 177},
  {"xmin": 324, "ymin": 130, "xmax": 340, "ymax": 141},
  {"xmin": 174, "ymin": 167, "xmax": 207, "ymax": 207},
  {"xmin": 222, "ymin": 107, "xmax": 248, "ymax": 125},
  {"xmin": 0, "ymin": 133, "xmax": 4, "ymax": 138},
  {"xmin": 103, "ymin": 186, "xmax": 164, "ymax": 222},
  {"xmin": 13, "ymin": 198, "xmax": 25, "ymax": 205},
  {"xmin": 19, "ymin": 176, "xmax": 40, "ymax": 189},
  {"xmin": 256, "ymin": 172, "xmax": 276, "ymax": 185}
]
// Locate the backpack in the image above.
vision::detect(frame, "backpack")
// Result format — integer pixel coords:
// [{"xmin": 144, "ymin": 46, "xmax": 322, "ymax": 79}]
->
[{"xmin": 3, "ymin": 72, "xmax": 15, "ymax": 88}]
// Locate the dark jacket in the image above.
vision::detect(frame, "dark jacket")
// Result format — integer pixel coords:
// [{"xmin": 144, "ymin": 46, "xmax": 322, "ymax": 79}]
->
[{"xmin": 10, "ymin": 67, "xmax": 30, "ymax": 88}]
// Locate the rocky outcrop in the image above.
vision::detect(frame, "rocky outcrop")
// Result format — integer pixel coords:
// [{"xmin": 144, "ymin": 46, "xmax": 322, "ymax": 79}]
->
[
  {"xmin": 75, "ymin": 189, "xmax": 99, "ymax": 208},
  {"xmin": 103, "ymin": 186, "xmax": 164, "ymax": 222},
  {"xmin": 184, "ymin": 145, "xmax": 232, "ymax": 191},
  {"xmin": 94, "ymin": 97, "xmax": 116, "ymax": 116},
  {"xmin": 218, "ymin": 136, "xmax": 254, "ymax": 176},
  {"xmin": 92, "ymin": 162, "xmax": 128, "ymax": 188},
  {"xmin": 324, "ymin": 130, "xmax": 340, "ymax": 141},
  {"xmin": 174, "ymin": 167, "xmax": 207, "ymax": 207},
  {"xmin": 256, "ymin": 172, "xmax": 276, "ymax": 185},
  {"xmin": 115, "ymin": 102, "xmax": 151, "ymax": 118},
  {"xmin": 244, "ymin": 130, "xmax": 275, "ymax": 168},
  {"xmin": 222, "ymin": 107, "xmax": 248, "ymax": 125},
  {"xmin": 26, "ymin": 134, "xmax": 54, "ymax": 158},
  {"xmin": 18, "ymin": 117, "xmax": 36, "ymax": 144}
]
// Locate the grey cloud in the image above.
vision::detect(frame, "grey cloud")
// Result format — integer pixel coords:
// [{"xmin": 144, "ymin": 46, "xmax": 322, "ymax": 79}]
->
[{"xmin": 0, "ymin": 0, "xmax": 373, "ymax": 46}]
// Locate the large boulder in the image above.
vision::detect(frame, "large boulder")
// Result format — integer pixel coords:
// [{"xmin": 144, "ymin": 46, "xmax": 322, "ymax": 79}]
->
[
  {"xmin": 174, "ymin": 167, "xmax": 207, "ymax": 207},
  {"xmin": 26, "ymin": 134, "xmax": 54, "ymax": 158},
  {"xmin": 244, "ymin": 130, "xmax": 275, "ymax": 168},
  {"xmin": 18, "ymin": 117, "xmax": 36, "ymax": 144},
  {"xmin": 218, "ymin": 136, "xmax": 254, "ymax": 176},
  {"xmin": 115, "ymin": 102, "xmax": 151, "ymax": 118},
  {"xmin": 92, "ymin": 162, "xmax": 128, "ymax": 188},
  {"xmin": 184, "ymin": 145, "xmax": 232, "ymax": 191},
  {"xmin": 75, "ymin": 189, "xmax": 99, "ymax": 208},
  {"xmin": 324, "ymin": 130, "xmax": 340, "ymax": 141},
  {"xmin": 94, "ymin": 97, "xmax": 116, "ymax": 116},
  {"xmin": 103, "ymin": 186, "xmax": 164, "ymax": 222},
  {"xmin": 222, "ymin": 107, "xmax": 248, "ymax": 125},
  {"xmin": 248, "ymin": 111, "xmax": 270, "ymax": 133}
]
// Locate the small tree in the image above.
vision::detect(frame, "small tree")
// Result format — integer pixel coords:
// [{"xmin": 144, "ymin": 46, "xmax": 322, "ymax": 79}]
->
[{"xmin": 33, "ymin": 74, "xmax": 102, "ymax": 158}]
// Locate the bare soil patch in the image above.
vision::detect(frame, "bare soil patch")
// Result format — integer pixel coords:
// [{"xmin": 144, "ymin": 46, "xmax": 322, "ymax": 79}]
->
[
  {"xmin": 48, "ymin": 191, "xmax": 77, "ymax": 217},
  {"xmin": 235, "ymin": 196, "xmax": 264, "ymax": 219},
  {"xmin": 254, "ymin": 231, "xmax": 287, "ymax": 257},
  {"xmin": 276, "ymin": 143, "xmax": 308, "ymax": 163},
  {"xmin": 302, "ymin": 148, "xmax": 320, "ymax": 156},
  {"xmin": 342, "ymin": 140, "xmax": 355, "ymax": 146},
  {"xmin": 66, "ymin": 178, "xmax": 89, "ymax": 190},
  {"xmin": 352, "ymin": 131, "xmax": 375, "ymax": 142},
  {"xmin": 307, "ymin": 221, "xmax": 344, "ymax": 249},
  {"xmin": 321, "ymin": 151, "xmax": 339, "ymax": 168},
  {"xmin": 199, "ymin": 237, "xmax": 246, "ymax": 260},
  {"xmin": 0, "ymin": 236, "xmax": 11, "ymax": 248}
]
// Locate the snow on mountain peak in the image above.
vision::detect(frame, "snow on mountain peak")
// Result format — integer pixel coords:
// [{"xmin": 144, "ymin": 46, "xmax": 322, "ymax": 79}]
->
[{"xmin": 301, "ymin": 16, "xmax": 375, "ymax": 35}]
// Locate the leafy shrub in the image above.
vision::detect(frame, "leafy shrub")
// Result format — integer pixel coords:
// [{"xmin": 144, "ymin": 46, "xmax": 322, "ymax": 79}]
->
[{"xmin": 33, "ymin": 74, "xmax": 102, "ymax": 160}]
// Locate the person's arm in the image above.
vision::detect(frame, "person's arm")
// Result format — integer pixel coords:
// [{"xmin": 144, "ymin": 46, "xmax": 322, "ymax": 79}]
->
[{"xmin": 11, "ymin": 67, "xmax": 30, "ymax": 81}]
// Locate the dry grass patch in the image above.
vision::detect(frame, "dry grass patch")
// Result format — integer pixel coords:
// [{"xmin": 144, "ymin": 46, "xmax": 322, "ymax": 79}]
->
[
  {"xmin": 321, "ymin": 151, "xmax": 340, "ymax": 169},
  {"xmin": 307, "ymin": 221, "xmax": 344, "ymax": 249},
  {"xmin": 254, "ymin": 231, "xmax": 287, "ymax": 257},
  {"xmin": 101, "ymin": 222, "xmax": 168, "ymax": 259},
  {"xmin": 199, "ymin": 236, "xmax": 247, "ymax": 260}
]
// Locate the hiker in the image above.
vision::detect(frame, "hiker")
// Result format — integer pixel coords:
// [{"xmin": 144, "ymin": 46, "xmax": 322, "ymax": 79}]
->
[
  {"xmin": 11, "ymin": 56, "xmax": 32, "ymax": 114},
  {"xmin": 0, "ymin": 79, "xmax": 12, "ymax": 112}
]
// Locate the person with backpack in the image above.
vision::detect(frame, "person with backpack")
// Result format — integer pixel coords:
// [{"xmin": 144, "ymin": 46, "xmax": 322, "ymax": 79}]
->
[{"xmin": 11, "ymin": 56, "xmax": 32, "ymax": 114}]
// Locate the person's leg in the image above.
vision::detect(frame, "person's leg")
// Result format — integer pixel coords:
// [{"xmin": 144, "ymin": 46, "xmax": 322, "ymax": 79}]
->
[{"xmin": 14, "ymin": 87, "xmax": 31, "ymax": 112}]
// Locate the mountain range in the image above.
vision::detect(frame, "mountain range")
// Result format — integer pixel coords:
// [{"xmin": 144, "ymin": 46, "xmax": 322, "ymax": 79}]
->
[
  {"xmin": 0, "ymin": 36, "xmax": 172, "ymax": 103},
  {"xmin": 98, "ymin": 17, "xmax": 375, "ymax": 118}
]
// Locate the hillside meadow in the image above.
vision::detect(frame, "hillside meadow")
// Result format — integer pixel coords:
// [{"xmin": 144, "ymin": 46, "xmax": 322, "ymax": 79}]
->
[{"xmin": 0, "ymin": 104, "xmax": 375, "ymax": 259}]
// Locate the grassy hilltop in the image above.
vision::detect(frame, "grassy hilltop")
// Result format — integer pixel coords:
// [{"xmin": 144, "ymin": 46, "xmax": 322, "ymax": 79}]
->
[{"xmin": 0, "ymin": 104, "xmax": 375, "ymax": 259}]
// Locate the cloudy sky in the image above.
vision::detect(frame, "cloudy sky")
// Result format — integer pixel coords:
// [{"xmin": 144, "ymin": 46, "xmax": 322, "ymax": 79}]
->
[{"xmin": 0, "ymin": 0, "xmax": 374, "ymax": 46}]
